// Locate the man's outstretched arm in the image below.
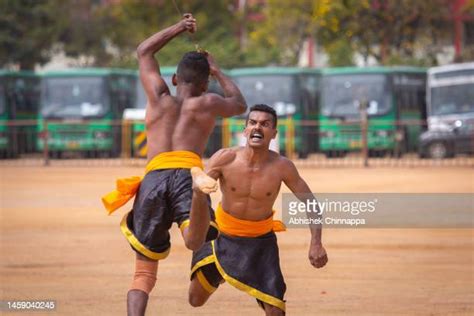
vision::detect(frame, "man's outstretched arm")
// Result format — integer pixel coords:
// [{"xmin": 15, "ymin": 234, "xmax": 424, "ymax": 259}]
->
[
  {"xmin": 281, "ymin": 159, "xmax": 328, "ymax": 269},
  {"xmin": 203, "ymin": 53, "xmax": 247, "ymax": 117},
  {"xmin": 137, "ymin": 14, "xmax": 196, "ymax": 103}
]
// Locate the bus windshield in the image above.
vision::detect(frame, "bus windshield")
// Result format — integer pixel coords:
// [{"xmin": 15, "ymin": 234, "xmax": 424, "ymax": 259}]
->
[
  {"xmin": 233, "ymin": 75, "xmax": 298, "ymax": 117},
  {"xmin": 322, "ymin": 74, "xmax": 391, "ymax": 118},
  {"xmin": 431, "ymin": 83, "xmax": 474, "ymax": 115},
  {"xmin": 135, "ymin": 75, "xmax": 174, "ymax": 108},
  {"xmin": 41, "ymin": 77, "xmax": 109, "ymax": 118}
]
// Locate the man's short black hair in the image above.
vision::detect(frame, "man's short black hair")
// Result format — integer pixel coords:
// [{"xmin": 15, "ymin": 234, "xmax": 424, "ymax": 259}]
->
[
  {"xmin": 246, "ymin": 104, "xmax": 277, "ymax": 128},
  {"xmin": 177, "ymin": 51, "xmax": 210, "ymax": 85}
]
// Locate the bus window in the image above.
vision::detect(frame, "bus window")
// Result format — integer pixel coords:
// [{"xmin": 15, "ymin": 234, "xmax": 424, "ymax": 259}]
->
[
  {"xmin": 111, "ymin": 76, "xmax": 134, "ymax": 116},
  {"xmin": 41, "ymin": 77, "xmax": 109, "ymax": 119},
  {"xmin": 301, "ymin": 74, "xmax": 320, "ymax": 116},
  {"xmin": 394, "ymin": 74, "xmax": 426, "ymax": 113},
  {"xmin": 322, "ymin": 74, "xmax": 391, "ymax": 118},
  {"xmin": 233, "ymin": 75, "xmax": 298, "ymax": 116},
  {"xmin": 431, "ymin": 84, "xmax": 474, "ymax": 115}
]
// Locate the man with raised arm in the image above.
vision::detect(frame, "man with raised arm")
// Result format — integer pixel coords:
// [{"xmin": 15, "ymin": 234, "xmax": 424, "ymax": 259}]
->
[
  {"xmin": 101, "ymin": 14, "xmax": 246, "ymax": 316},
  {"xmin": 188, "ymin": 104, "xmax": 328, "ymax": 315}
]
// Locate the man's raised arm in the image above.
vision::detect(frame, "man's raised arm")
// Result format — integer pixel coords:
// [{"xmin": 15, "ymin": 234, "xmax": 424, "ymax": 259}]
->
[
  {"xmin": 137, "ymin": 14, "xmax": 197, "ymax": 102},
  {"xmin": 204, "ymin": 53, "xmax": 247, "ymax": 117}
]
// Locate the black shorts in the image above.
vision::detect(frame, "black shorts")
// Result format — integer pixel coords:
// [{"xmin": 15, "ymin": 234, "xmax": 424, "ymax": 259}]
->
[
  {"xmin": 121, "ymin": 168, "xmax": 218, "ymax": 260},
  {"xmin": 190, "ymin": 232, "xmax": 286, "ymax": 311}
]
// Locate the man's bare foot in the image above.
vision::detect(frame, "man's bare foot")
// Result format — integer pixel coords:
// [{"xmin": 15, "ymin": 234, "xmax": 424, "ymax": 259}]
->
[{"xmin": 191, "ymin": 167, "xmax": 218, "ymax": 194}]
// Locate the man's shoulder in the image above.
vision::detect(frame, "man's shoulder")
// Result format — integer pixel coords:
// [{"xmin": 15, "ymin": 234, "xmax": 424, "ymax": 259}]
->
[
  {"xmin": 268, "ymin": 149, "xmax": 287, "ymax": 161},
  {"xmin": 270, "ymin": 151, "xmax": 296, "ymax": 169},
  {"xmin": 181, "ymin": 93, "xmax": 218, "ymax": 110},
  {"xmin": 210, "ymin": 147, "xmax": 239, "ymax": 167},
  {"xmin": 199, "ymin": 92, "xmax": 224, "ymax": 107}
]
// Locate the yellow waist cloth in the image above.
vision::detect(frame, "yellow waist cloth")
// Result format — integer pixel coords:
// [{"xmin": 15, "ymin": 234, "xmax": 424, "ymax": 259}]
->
[
  {"xmin": 102, "ymin": 151, "xmax": 203, "ymax": 215},
  {"xmin": 215, "ymin": 203, "xmax": 286, "ymax": 237}
]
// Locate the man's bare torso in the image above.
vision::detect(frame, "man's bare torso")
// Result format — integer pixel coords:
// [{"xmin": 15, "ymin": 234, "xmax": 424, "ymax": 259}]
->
[
  {"xmin": 145, "ymin": 94, "xmax": 215, "ymax": 160},
  {"xmin": 217, "ymin": 147, "xmax": 288, "ymax": 221}
]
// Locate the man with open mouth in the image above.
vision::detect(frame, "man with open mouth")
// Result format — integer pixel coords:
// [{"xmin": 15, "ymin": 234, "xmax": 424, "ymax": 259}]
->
[{"xmin": 187, "ymin": 104, "xmax": 328, "ymax": 315}]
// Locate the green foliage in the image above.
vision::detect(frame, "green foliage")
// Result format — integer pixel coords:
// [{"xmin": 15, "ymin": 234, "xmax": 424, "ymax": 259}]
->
[
  {"xmin": 325, "ymin": 38, "xmax": 355, "ymax": 67},
  {"xmin": 1, "ymin": 0, "xmax": 471, "ymax": 69},
  {"xmin": 54, "ymin": 0, "xmax": 112, "ymax": 66},
  {"xmin": 245, "ymin": 0, "xmax": 316, "ymax": 66},
  {"xmin": 99, "ymin": 0, "xmax": 241, "ymax": 68},
  {"xmin": 314, "ymin": 0, "xmax": 451, "ymax": 66},
  {"xmin": 0, "ymin": 0, "xmax": 59, "ymax": 70}
]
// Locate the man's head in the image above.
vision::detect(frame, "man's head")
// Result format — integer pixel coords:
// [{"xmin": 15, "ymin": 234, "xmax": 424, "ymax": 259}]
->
[
  {"xmin": 173, "ymin": 51, "xmax": 210, "ymax": 92},
  {"xmin": 244, "ymin": 104, "xmax": 278, "ymax": 149}
]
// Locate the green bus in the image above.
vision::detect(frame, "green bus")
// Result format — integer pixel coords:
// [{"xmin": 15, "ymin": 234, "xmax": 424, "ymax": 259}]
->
[
  {"xmin": 319, "ymin": 67, "xmax": 427, "ymax": 157},
  {"xmin": 227, "ymin": 67, "xmax": 321, "ymax": 158},
  {"xmin": 0, "ymin": 70, "xmax": 40, "ymax": 158},
  {"xmin": 37, "ymin": 68, "xmax": 136, "ymax": 158}
]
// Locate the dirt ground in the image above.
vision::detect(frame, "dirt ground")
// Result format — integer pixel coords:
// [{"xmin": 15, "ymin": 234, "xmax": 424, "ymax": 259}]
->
[{"xmin": 1, "ymin": 165, "xmax": 473, "ymax": 315}]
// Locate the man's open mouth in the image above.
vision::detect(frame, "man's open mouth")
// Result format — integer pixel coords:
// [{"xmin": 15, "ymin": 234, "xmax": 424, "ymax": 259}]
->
[{"xmin": 251, "ymin": 132, "xmax": 263, "ymax": 141}]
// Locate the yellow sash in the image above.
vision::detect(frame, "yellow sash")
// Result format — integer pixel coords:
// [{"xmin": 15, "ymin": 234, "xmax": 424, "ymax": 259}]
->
[
  {"xmin": 102, "ymin": 151, "xmax": 203, "ymax": 215},
  {"xmin": 215, "ymin": 203, "xmax": 286, "ymax": 237}
]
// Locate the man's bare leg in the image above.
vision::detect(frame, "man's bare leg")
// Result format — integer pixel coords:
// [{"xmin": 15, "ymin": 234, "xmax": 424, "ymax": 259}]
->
[
  {"xmin": 127, "ymin": 253, "xmax": 158, "ymax": 316},
  {"xmin": 182, "ymin": 167, "xmax": 217, "ymax": 250},
  {"xmin": 188, "ymin": 274, "xmax": 215, "ymax": 307},
  {"xmin": 127, "ymin": 290, "xmax": 148, "ymax": 316},
  {"xmin": 263, "ymin": 303, "xmax": 285, "ymax": 316}
]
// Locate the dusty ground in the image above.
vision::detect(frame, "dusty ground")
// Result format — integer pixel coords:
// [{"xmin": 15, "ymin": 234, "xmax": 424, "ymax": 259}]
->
[{"xmin": 1, "ymin": 165, "xmax": 473, "ymax": 315}]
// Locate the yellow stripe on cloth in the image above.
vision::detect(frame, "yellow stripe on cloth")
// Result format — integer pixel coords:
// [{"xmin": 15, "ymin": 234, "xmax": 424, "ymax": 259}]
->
[
  {"xmin": 211, "ymin": 240, "xmax": 286, "ymax": 312},
  {"xmin": 196, "ymin": 270, "xmax": 217, "ymax": 294},
  {"xmin": 179, "ymin": 219, "xmax": 219, "ymax": 234},
  {"xmin": 215, "ymin": 203, "xmax": 286, "ymax": 237},
  {"xmin": 120, "ymin": 212, "xmax": 170, "ymax": 260},
  {"xmin": 101, "ymin": 151, "xmax": 203, "ymax": 215},
  {"xmin": 190, "ymin": 255, "xmax": 216, "ymax": 276}
]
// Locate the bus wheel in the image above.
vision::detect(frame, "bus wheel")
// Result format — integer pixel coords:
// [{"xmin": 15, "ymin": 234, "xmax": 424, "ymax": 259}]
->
[{"xmin": 428, "ymin": 141, "xmax": 450, "ymax": 159}]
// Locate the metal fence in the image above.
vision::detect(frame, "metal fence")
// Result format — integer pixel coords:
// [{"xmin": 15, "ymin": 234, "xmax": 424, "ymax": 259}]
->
[{"xmin": 0, "ymin": 119, "xmax": 473, "ymax": 168}]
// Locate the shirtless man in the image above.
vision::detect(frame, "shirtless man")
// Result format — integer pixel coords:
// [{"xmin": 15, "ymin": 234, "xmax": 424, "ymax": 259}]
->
[
  {"xmin": 102, "ymin": 14, "xmax": 246, "ymax": 316},
  {"xmin": 188, "ymin": 104, "xmax": 328, "ymax": 315}
]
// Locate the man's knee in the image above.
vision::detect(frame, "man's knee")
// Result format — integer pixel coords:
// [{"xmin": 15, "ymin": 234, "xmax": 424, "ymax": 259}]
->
[
  {"xmin": 264, "ymin": 303, "xmax": 285, "ymax": 316},
  {"xmin": 182, "ymin": 227, "xmax": 204, "ymax": 251},
  {"xmin": 188, "ymin": 274, "xmax": 212, "ymax": 307},
  {"xmin": 130, "ymin": 256, "xmax": 158, "ymax": 294},
  {"xmin": 188, "ymin": 291, "xmax": 206, "ymax": 307},
  {"xmin": 184, "ymin": 237, "xmax": 203, "ymax": 251}
]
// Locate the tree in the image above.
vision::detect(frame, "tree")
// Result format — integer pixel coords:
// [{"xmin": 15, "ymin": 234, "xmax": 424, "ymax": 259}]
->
[
  {"xmin": 98, "ymin": 0, "xmax": 241, "ymax": 68},
  {"xmin": 54, "ymin": 0, "xmax": 112, "ymax": 67},
  {"xmin": 0, "ymin": 0, "xmax": 59, "ymax": 70},
  {"xmin": 314, "ymin": 0, "xmax": 452, "ymax": 66},
  {"xmin": 245, "ymin": 0, "xmax": 317, "ymax": 66}
]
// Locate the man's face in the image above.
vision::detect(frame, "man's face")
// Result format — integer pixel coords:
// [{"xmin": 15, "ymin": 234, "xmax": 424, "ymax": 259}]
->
[{"xmin": 244, "ymin": 111, "xmax": 277, "ymax": 148}]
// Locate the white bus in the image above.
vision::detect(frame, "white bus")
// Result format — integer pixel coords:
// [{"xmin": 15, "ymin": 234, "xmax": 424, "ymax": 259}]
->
[{"xmin": 419, "ymin": 63, "xmax": 474, "ymax": 158}]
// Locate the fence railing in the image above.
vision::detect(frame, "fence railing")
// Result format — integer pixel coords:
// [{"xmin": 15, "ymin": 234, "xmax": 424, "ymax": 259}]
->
[{"xmin": 0, "ymin": 119, "xmax": 473, "ymax": 168}]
